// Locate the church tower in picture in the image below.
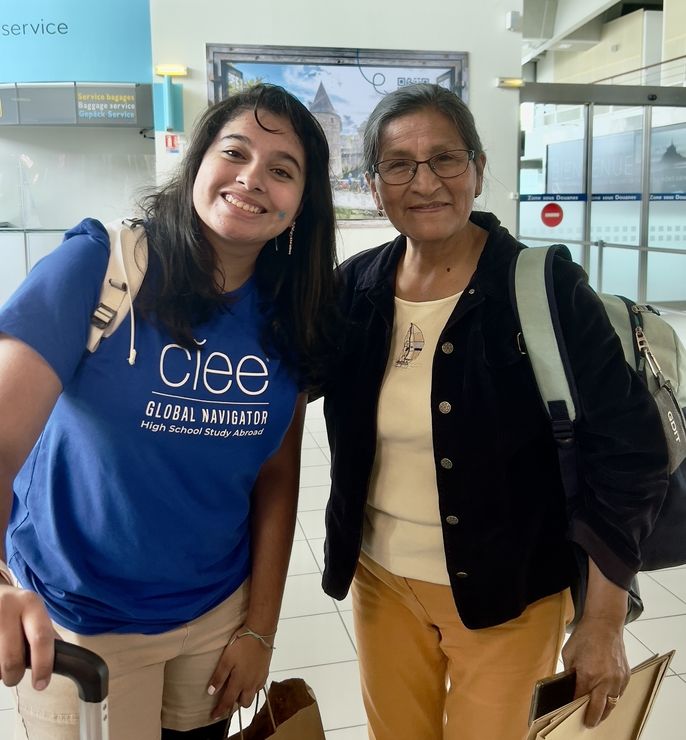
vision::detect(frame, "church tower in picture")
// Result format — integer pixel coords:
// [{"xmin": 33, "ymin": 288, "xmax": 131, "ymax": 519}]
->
[{"xmin": 309, "ymin": 82, "xmax": 343, "ymax": 177}]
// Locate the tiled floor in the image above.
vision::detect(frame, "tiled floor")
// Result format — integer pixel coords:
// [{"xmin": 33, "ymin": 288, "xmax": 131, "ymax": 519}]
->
[{"xmin": 2, "ymin": 395, "xmax": 686, "ymax": 739}]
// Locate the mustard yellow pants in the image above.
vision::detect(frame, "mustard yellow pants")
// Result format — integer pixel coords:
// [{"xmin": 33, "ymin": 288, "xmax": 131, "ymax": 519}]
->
[{"xmin": 352, "ymin": 553, "xmax": 573, "ymax": 740}]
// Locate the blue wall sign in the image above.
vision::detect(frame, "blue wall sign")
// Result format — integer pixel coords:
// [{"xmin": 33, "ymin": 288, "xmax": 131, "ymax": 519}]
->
[{"xmin": 0, "ymin": 0, "xmax": 152, "ymax": 83}]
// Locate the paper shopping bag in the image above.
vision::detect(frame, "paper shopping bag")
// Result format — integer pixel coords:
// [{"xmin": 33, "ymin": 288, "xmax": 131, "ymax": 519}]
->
[
  {"xmin": 228, "ymin": 678, "xmax": 326, "ymax": 740},
  {"xmin": 526, "ymin": 651, "xmax": 674, "ymax": 740}
]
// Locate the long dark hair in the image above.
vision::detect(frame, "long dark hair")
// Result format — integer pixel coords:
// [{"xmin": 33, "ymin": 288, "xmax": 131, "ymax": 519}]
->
[{"xmin": 138, "ymin": 84, "xmax": 339, "ymax": 389}]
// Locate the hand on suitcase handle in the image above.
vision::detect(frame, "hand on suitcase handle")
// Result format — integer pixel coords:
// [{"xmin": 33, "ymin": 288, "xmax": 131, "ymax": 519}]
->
[{"xmin": 25, "ymin": 638, "xmax": 109, "ymax": 703}]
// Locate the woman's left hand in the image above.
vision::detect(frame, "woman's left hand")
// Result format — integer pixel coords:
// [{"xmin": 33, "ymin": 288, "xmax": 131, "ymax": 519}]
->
[
  {"xmin": 206, "ymin": 629, "xmax": 273, "ymax": 721},
  {"xmin": 561, "ymin": 615, "xmax": 630, "ymax": 728}
]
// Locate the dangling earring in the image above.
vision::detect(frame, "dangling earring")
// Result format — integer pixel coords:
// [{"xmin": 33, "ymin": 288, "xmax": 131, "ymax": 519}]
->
[
  {"xmin": 377, "ymin": 207, "xmax": 384, "ymax": 217},
  {"xmin": 273, "ymin": 236, "xmax": 279, "ymax": 252},
  {"xmin": 288, "ymin": 221, "xmax": 296, "ymax": 256}
]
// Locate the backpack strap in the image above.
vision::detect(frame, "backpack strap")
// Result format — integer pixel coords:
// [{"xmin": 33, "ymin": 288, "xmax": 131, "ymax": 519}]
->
[
  {"xmin": 512, "ymin": 245, "xmax": 582, "ymax": 504},
  {"xmin": 87, "ymin": 218, "xmax": 148, "ymax": 356},
  {"xmin": 512, "ymin": 245, "xmax": 579, "ymax": 431},
  {"xmin": 599, "ymin": 294, "xmax": 640, "ymax": 373}
]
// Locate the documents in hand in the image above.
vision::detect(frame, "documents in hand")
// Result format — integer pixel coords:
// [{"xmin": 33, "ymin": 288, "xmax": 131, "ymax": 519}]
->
[{"xmin": 526, "ymin": 651, "xmax": 674, "ymax": 739}]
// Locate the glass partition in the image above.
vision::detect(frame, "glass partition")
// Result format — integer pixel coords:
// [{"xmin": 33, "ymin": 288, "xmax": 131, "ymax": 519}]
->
[
  {"xmin": 647, "ymin": 106, "xmax": 686, "ymax": 307},
  {"xmin": 589, "ymin": 105, "xmax": 644, "ymax": 298},
  {"xmin": 518, "ymin": 85, "xmax": 686, "ymax": 308},
  {"xmin": 519, "ymin": 101, "xmax": 585, "ymax": 261},
  {"xmin": 0, "ymin": 126, "xmax": 155, "ymax": 304}
]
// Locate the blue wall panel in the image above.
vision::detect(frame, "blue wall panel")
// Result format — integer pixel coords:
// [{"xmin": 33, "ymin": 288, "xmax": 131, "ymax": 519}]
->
[{"xmin": 0, "ymin": 0, "xmax": 152, "ymax": 83}]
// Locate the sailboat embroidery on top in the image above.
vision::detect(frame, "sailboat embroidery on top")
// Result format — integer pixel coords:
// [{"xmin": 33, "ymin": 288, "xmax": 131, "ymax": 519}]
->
[{"xmin": 395, "ymin": 323, "xmax": 425, "ymax": 367}]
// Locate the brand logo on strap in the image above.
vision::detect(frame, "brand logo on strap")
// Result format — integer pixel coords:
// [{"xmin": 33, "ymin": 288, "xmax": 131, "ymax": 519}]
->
[{"xmin": 668, "ymin": 410, "xmax": 682, "ymax": 444}]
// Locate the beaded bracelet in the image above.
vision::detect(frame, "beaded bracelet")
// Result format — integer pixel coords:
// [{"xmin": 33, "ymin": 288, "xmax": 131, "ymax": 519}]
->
[{"xmin": 229, "ymin": 626, "xmax": 276, "ymax": 650}]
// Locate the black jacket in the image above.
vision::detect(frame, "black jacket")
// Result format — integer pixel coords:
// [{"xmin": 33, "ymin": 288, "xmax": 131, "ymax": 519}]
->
[{"xmin": 322, "ymin": 211, "xmax": 668, "ymax": 629}]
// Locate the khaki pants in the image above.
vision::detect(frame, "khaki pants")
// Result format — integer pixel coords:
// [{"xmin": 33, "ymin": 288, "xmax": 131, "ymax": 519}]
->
[
  {"xmin": 352, "ymin": 553, "xmax": 573, "ymax": 740},
  {"xmin": 14, "ymin": 581, "xmax": 249, "ymax": 740}
]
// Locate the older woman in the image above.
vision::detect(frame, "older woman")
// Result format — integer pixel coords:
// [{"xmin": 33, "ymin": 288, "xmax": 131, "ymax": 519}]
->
[{"xmin": 321, "ymin": 83, "xmax": 668, "ymax": 740}]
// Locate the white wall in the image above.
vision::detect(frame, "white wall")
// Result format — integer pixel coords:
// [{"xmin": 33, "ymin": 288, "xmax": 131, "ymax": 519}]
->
[
  {"xmin": 545, "ymin": 10, "xmax": 646, "ymax": 84},
  {"xmin": 522, "ymin": 0, "xmax": 616, "ymax": 64},
  {"xmin": 552, "ymin": 0, "xmax": 616, "ymax": 43},
  {"xmin": 663, "ymin": 0, "xmax": 686, "ymax": 63},
  {"xmin": 642, "ymin": 10, "xmax": 663, "ymax": 85},
  {"xmin": 149, "ymin": 0, "xmax": 523, "ymax": 258}
]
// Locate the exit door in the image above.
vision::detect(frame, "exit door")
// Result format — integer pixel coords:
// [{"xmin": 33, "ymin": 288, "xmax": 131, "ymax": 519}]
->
[{"xmin": 517, "ymin": 83, "xmax": 686, "ymax": 307}]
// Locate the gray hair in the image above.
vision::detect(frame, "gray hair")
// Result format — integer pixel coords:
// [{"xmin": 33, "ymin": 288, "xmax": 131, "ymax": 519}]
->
[{"xmin": 362, "ymin": 83, "xmax": 485, "ymax": 176}]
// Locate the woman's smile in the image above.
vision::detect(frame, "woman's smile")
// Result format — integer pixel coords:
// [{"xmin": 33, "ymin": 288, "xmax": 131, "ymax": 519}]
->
[
  {"xmin": 408, "ymin": 200, "xmax": 451, "ymax": 212},
  {"xmin": 222, "ymin": 192, "xmax": 266, "ymax": 215}
]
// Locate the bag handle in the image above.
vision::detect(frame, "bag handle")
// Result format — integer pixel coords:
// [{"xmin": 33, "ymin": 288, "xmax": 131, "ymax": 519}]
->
[{"xmin": 235, "ymin": 687, "xmax": 277, "ymax": 738}]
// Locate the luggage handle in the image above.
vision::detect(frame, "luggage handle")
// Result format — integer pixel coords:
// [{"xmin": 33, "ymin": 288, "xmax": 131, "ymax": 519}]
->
[
  {"xmin": 25, "ymin": 639, "xmax": 108, "ymax": 703},
  {"xmin": 25, "ymin": 639, "xmax": 110, "ymax": 740}
]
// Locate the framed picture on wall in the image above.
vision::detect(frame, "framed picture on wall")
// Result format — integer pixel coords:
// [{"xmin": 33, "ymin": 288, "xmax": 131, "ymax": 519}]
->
[{"xmin": 205, "ymin": 45, "xmax": 468, "ymax": 220}]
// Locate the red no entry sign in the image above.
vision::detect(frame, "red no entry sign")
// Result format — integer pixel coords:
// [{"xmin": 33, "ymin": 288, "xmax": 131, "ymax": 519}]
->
[{"xmin": 541, "ymin": 202, "xmax": 563, "ymax": 227}]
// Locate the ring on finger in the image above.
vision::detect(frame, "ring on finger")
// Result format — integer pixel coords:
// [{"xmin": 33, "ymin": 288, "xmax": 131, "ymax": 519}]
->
[{"xmin": 606, "ymin": 694, "xmax": 620, "ymax": 706}]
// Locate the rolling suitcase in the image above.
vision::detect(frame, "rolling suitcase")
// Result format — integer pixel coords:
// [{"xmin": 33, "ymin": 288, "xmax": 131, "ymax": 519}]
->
[{"xmin": 25, "ymin": 639, "xmax": 109, "ymax": 739}]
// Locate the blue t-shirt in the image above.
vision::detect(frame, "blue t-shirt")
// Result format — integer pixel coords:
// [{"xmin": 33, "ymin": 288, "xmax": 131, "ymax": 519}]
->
[{"xmin": 0, "ymin": 219, "xmax": 299, "ymax": 634}]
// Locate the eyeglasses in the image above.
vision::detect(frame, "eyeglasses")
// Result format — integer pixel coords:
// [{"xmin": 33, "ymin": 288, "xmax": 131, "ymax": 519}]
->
[{"xmin": 373, "ymin": 149, "xmax": 475, "ymax": 185}]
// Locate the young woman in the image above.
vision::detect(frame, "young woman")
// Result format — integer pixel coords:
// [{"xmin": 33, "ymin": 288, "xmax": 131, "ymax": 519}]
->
[{"xmin": 0, "ymin": 84, "xmax": 338, "ymax": 739}]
